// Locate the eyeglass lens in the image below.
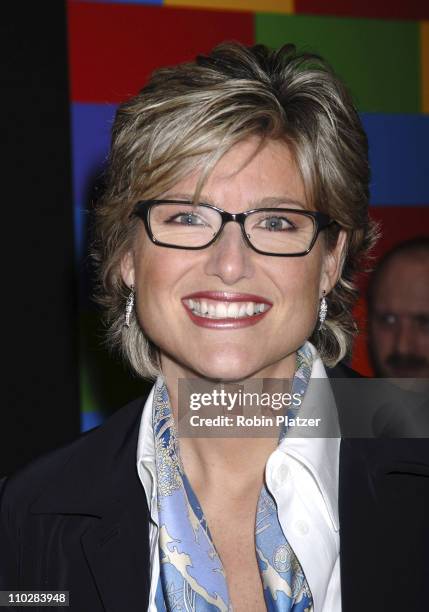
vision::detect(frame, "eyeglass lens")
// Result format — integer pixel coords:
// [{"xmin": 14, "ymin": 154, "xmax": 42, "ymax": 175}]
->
[{"xmin": 149, "ymin": 203, "xmax": 316, "ymax": 254}]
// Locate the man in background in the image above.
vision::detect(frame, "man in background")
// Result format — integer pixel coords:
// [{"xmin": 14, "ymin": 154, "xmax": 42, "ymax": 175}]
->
[{"xmin": 367, "ymin": 236, "xmax": 429, "ymax": 379}]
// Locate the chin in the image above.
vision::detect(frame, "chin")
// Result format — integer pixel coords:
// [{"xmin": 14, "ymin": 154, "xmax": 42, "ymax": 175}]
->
[{"xmin": 188, "ymin": 351, "xmax": 260, "ymax": 382}]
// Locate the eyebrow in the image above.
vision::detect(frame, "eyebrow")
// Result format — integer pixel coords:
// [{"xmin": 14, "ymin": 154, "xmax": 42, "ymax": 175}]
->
[{"xmin": 162, "ymin": 192, "xmax": 306, "ymax": 210}]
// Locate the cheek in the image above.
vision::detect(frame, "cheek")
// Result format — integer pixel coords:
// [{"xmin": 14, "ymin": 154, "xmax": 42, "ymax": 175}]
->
[
  {"xmin": 274, "ymin": 256, "xmax": 322, "ymax": 312},
  {"xmin": 136, "ymin": 241, "xmax": 182, "ymax": 294},
  {"xmin": 133, "ymin": 248, "xmax": 175, "ymax": 321},
  {"xmin": 371, "ymin": 326, "xmax": 394, "ymax": 353},
  {"xmin": 133, "ymin": 244, "xmax": 194, "ymax": 339},
  {"xmin": 414, "ymin": 333, "xmax": 429, "ymax": 357},
  {"xmin": 260, "ymin": 257, "xmax": 323, "ymax": 356}
]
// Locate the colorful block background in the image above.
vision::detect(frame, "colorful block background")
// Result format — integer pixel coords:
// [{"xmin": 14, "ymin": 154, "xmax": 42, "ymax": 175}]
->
[{"xmin": 67, "ymin": 0, "xmax": 429, "ymax": 430}]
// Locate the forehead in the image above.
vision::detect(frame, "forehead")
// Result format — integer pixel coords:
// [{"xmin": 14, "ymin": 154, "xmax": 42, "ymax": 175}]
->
[
  {"xmin": 163, "ymin": 137, "xmax": 307, "ymax": 210},
  {"xmin": 374, "ymin": 254, "xmax": 429, "ymax": 311}
]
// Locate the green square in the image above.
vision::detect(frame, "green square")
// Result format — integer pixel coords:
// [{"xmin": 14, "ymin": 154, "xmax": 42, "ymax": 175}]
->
[{"xmin": 255, "ymin": 14, "xmax": 420, "ymax": 113}]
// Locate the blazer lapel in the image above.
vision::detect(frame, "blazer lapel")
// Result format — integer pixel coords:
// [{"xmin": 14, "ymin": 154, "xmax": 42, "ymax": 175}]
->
[
  {"xmin": 80, "ymin": 494, "xmax": 151, "ymax": 612},
  {"xmin": 30, "ymin": 396, "xmax": 152, "ymax": 612},
  {"xmin": 329, "ymin": 364, "xmax": 429, "ymax": 610}
]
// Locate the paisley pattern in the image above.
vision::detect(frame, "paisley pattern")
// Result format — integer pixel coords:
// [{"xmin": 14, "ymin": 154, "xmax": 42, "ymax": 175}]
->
[{"xmin": 154, "ymin": 342, "xmax": 314, "ymax": 611}]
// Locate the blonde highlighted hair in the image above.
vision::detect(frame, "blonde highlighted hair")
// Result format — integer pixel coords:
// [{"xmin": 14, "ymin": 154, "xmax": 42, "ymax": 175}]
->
[{"xmin": 93, "ymin": 42, "xmax": 378, "ymax": 380}]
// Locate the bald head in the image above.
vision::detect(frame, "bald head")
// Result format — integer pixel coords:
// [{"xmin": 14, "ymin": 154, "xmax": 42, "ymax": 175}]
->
[{"xmin": 368, "ymin": 241, "xmax": 429, "ymax": 378}]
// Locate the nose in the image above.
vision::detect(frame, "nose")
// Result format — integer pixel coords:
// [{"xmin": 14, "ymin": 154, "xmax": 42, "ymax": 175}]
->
[
  {"xmin": 203, "ymin": 221, "xmax": 254, "ymax": 285},
  {"xmin": 394, "ymin": 318, "xmax": 417, "ymax": 355}
]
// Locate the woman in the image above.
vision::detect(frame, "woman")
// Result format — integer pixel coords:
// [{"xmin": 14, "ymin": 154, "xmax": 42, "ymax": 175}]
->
[{"xmin": 1, "ymin": 42, "xmax": 428, "ymax": 612}]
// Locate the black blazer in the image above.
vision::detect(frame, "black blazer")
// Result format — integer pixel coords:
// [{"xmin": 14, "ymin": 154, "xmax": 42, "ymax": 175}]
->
[{"xmin": 1, "ymin": 364, "xmax": 429, "ymax": 612}]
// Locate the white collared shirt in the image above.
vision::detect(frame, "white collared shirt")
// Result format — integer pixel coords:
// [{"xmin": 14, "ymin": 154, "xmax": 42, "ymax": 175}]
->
[{"xmin": 136, "ymin": 342, "xmax": 341, "ymax": 611}]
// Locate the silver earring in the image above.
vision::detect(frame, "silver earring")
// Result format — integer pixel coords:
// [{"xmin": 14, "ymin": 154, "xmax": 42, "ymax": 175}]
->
[
  {"xmin": 318, "ymin": 291, "xmax": 327, "ymax": 330},
  {"xmin": 124, "ymin": 285, "xmax": 135, "ymax": 328}
]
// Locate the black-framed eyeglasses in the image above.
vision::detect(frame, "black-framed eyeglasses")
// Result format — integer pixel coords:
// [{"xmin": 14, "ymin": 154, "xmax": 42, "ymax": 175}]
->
[{"xmin": 131, "ymin": 199, "xmax": 335, "ymax": 257}]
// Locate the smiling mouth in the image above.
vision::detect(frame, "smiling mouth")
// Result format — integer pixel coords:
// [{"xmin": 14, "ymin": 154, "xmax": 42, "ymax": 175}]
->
[
  {"xmin": 182, "ymin": 296, "xmax": 272, "ymax": 320},
  {"xmin": 181, "ymin": 292, "xmax": 273, "ymax": 329}
]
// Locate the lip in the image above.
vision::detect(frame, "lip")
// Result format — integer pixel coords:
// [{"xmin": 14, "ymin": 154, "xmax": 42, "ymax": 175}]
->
[
  {"xmin": 182, "ymin": 291, "xmax": 273, "ymax": 305},
  {"xmin": 181, "ymin": 291, "xmax": 272, "ymax": 329}
]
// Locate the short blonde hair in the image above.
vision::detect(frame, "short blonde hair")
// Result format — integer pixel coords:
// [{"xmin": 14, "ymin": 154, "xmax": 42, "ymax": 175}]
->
[{"xmin": 93, "ymin": 42, "xmax": 378, "ymax": 380}]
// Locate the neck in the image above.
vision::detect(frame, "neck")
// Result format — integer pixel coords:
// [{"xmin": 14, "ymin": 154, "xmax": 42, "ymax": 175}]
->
[{"xmin": 158, "ymin": 353, "xmax": 297, "ymax": 484}]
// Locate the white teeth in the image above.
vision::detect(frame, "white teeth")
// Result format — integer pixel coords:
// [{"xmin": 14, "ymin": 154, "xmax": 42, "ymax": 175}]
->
[
  {"xmin": 238, "ymin": 303, "xmax": 247, "ymax": 317},
  {"xmin": 216, "ymin": 303, "xmax": 228, "ymax": 318},
  {"xmin": 185, "ymin": 299, "xmax": 270, "ymax": 320},
  {"xmin": 227, "ymin": 303, "xmax": 239, "ymax": 318}
]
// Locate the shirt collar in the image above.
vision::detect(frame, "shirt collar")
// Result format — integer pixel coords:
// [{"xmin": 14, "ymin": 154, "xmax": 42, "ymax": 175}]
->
[
  {"xmin": 280, "ymin": 342, "xmax": 340, "ymax": 531},
  {"xmin": 136, "ymin": 383, "xmax": 157, "ymax": 514}
]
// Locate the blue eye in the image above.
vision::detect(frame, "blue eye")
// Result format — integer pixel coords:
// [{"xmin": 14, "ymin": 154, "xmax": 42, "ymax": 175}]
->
[
  {"xmin": 257, "ymin": 215, "xmax": 296, "ymax": 231},
  {"xmin": 166, "ymin": 212, "xmax": 206, "ymax": 226}
]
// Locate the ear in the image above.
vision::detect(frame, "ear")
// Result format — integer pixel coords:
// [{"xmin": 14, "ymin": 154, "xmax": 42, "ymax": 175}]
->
[
  {"xmin": 319, "ymin": 229, "xmax": 347, "ymax": 296},
  {"xmin": 120, "ymin": 250, "xmax": 136, "ymax": 289}
]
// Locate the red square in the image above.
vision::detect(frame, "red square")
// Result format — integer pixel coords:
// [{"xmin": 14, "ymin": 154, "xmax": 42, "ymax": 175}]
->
[{"xmin": 68, "ymin": 2, "xmax": 254, "ymax": 103}]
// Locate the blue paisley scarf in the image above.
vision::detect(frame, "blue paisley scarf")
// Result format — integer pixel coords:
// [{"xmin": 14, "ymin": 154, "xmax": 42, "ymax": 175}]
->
[{"xmin": 154, "ymin": 343, "xmax": 314, "ymax": 611}]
